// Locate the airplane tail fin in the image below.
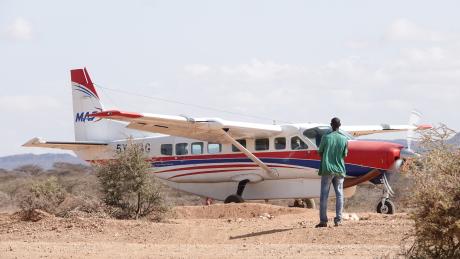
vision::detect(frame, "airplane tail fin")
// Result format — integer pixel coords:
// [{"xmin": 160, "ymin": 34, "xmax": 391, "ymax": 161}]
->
[{"xmin": 71, "ymin": 68, "xmax": 148, "ymax": 141}]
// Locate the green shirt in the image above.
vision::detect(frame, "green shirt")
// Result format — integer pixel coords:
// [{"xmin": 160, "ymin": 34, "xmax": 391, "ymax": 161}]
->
[{"xmin": 318, "ymin": 131, "xmax": 348, "ymax": 177}]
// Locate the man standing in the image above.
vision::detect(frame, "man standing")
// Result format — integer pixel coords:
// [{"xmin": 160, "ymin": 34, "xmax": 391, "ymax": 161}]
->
[{"xmin": 315, "ymin": 117, "xmax": 348, "ymax": 228}]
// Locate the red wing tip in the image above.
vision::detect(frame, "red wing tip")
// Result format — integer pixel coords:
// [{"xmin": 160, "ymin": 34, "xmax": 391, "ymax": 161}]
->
[
  {"xmin": 416, "ymin": 124, "xmax": 432, "ymax": 130},
  {"xmin": 90, "ymin": 110, "xmax": 143, "ymax": 119}
]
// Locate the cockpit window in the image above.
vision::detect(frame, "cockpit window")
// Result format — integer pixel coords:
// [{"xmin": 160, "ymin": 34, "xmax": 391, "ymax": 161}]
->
[
  {"xmin": 303, "ymin": 126, "xmax": 353, "ymax": 147},
  {"xmin": 291, "ymin": 136, "xmax": 308, "ymax": 150}
]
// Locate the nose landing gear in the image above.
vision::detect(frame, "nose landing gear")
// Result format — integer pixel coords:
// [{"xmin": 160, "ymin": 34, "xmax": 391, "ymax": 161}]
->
[{"xmin": 377, "ymin": 173, "xmax": 395, "ymax": 214}]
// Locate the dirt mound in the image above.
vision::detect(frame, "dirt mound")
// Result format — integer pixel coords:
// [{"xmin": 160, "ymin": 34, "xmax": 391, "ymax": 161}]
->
[
  {"xmin": 11, "ymin": 209, "xmax": 54, "ymax": 222},
  {"xmin": 173, "ymin": 203, "xmax": 306, "ymax": 219}
]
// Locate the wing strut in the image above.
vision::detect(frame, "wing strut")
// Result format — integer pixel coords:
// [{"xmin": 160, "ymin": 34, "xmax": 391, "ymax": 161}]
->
[{"xmin": 220, "ymin": 129, "xmax": 279, "ymax": 178}]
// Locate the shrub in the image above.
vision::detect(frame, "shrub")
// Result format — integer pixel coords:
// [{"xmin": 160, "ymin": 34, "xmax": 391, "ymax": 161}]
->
[
  {"xmin": 95, "ymin": 141, "xmax": 167, "ymax": 219},
  {"xmin": 402, "ymin": 125, "xmax": 460, "ymax": 258},
  {"xmin": 18, "ymin": 176, "xmax": 66, "ymax": 220}
]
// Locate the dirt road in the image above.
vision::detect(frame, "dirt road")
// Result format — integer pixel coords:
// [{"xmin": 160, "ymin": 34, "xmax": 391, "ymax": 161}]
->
[{"xmin": 0, "ymin": 203, "xmax": 412, "ymax": 258}]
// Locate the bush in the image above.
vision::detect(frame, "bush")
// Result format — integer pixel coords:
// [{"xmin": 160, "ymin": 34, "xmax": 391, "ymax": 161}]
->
[
  {"xmin": 18, "ymin": 176, "xmax": 66, "ymax": 220},
  {"xmin": 56, "ymin": 195, "xmax": 108, "ymax": 218},
  {"xmin": 95, "ymin": 141, "xmax": 167, "ymax": 220},
  {"xmin": 402, "ymin": 125, "xmax": 460, "ymax": 258}
]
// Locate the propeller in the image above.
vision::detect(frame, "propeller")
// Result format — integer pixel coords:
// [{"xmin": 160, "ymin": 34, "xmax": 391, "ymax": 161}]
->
[
  {"xmin": 380, "ymin": 110, "xmax": 424, "ymax": 200},
  {"xmin": 388, "ymin": 110, "xmax": 422, "ymax": 173}
]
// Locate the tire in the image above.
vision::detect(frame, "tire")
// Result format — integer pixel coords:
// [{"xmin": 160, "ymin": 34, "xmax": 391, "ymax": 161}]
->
[
  {"xmin": 292, "ymin": 199, "xmax": 304, "ymax": 207},
  {"xmin": 224, "ymin": 194, "xmax": 244, "ymax": 204},
  {"xmin": 303, "ymin": 198, "xmax": 316, "ymax": 209},
  {"xmin": 376, "ymin": 199, "xmax": 395, "ymax": 214}
]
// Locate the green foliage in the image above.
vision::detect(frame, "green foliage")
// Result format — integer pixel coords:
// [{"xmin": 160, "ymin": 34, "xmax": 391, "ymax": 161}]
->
[
  {"xmin": 19, "ymin": 176, "xmax": 66, "ymax": 219},
  {"xmin": 96, "ymin": 141, "xmax": 167, "ymax": 219},
  {"xmin": 403, "ymin": 125, "xmax": 460, "ymax": 258}
]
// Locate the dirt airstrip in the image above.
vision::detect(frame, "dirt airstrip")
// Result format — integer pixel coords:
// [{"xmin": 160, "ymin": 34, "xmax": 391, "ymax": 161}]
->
[{"xmin": 0, "ymin": 203, "xmax": 412, "ymax": 258}]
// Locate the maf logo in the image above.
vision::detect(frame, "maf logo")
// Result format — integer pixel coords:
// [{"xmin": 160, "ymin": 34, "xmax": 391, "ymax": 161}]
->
[{"xmin": 75, "ymin": 111, "xmax": 98, "ymax": 122}]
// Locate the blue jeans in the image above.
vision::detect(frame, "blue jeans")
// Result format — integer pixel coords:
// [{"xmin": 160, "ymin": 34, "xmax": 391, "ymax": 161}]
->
[{"xmin": 319, "ymin": 174, "xmax": 344, "ymax": 223}]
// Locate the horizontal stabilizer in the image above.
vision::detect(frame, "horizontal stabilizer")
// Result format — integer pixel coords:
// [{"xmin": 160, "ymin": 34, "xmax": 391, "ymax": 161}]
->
[{"xmin": 23, "ymin": 137, "xmax": 108, "ymax": 152}]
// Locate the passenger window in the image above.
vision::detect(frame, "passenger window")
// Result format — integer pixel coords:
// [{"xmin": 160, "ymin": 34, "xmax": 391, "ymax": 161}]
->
[
  {"xmin": 191, "ymin": 142, "xmax": 204, "ymax": 154},
  {"xmin": 175, "ymin": 143, "xmax": 188, "ymax": 155},
  {"xmin": 160, "ymin": 144, "xmax": 172, "ymax": 155},
  {"xmin": 274, "ymin": 137, "xmax": 286, "ymax": 150},
  {"xmin": 255, "ymin": 138, "xmax": 269, "ymax": 151},
  {"xmin": 291, "ymin": 136, "xmax": 308, "ymax": 150},
  {"xmin": 208, "ymin": 143, "xmax": 222, "ymax": 154},
  {"xmin": 232, "ymin": 139, "xmax": 247, "ymax": 152}
]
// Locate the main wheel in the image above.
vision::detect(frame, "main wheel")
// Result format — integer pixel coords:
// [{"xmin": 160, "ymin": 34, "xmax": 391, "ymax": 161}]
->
[
  {"xmin": 292, "ymin": 199, "xmax": 304, "ymax": 207},
  {"xmin": 303, "ymin": 198, "xmax": 316, "ymax": 209},
  {"xmin": 377, "ymin": 199, "xmax": 395, "ymax": 214},
  {"xmin": 224, "ymin": 194, "xmax": 244, "ymax": 204}
]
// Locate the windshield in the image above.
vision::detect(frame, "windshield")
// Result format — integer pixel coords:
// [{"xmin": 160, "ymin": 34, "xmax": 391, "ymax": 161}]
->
[{"xmin": 302, "ymin": 126, "xmax": 353, "ymax": 147}]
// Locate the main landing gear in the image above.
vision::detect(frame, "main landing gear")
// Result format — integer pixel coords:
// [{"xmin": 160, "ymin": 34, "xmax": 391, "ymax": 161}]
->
[
  {"xmin": 224, "ymin": 179, "xmax": 249, "ymax": 204},
  {"xmin": 376, "ymin": 173, "xmax": 395, "ymax": 214},
  {"xmin": 292, "ymin": 199, "xmax": 316, "ymax": 209}
]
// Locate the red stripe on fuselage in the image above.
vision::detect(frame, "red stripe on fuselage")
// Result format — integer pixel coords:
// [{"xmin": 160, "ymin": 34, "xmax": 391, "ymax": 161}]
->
[{"xmin": 152, "ymin": 141, "xmax": 403, "ymax": 171}]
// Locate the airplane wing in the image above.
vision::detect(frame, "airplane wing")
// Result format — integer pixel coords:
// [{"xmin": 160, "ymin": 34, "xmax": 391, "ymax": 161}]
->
[
  {"xmin": 91, "ymin": 110, "xmax": 282, "ymax": 143},
  {"xmin": 23, "ymin": 137, "xmax": 108, "ymax": 152},
  {"xmin": 341, "ymin": 124, "xmax": 432, "ymax": 137}
]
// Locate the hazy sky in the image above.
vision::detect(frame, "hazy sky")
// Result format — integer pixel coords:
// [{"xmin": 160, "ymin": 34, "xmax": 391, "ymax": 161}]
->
[{"xmin": 1, "ymin": 0, "xmax": 459, "ymax": 156}]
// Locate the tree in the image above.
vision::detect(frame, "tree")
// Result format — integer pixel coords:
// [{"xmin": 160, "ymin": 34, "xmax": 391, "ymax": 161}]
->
[
  {"xmin": 95, "ymin": 142, "xmax": 166, "ymax": 219},
  {"xmin": 403, "ymin": 125, "xmax": 460, "ymax": 258}
]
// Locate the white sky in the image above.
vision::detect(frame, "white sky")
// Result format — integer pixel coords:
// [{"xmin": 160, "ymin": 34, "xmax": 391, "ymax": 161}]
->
[{"xmin": 0, "ymin": 0, "xmax": 459, "ymax": 156}]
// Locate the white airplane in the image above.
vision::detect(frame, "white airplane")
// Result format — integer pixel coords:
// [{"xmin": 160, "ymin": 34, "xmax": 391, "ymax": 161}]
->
[{"xmin": 24, "ymin": 68, "xmax": 431, "ymax": 214}]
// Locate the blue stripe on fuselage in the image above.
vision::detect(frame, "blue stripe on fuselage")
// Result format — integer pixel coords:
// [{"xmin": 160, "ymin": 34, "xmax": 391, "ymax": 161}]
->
[{"xmin": 152, "ymin": 158, "xmax": 373, "ymax": 177}]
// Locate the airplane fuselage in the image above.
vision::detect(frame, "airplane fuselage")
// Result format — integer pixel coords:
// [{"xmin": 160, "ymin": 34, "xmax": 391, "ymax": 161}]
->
[{"xmin": 78, "ymin": 125, "xmax": 403, "ymax": 200}]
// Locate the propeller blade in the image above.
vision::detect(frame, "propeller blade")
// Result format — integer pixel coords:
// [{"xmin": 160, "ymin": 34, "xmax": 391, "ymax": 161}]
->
[{"xmin": 407, "ymin": 110, "xmax": 421, "ymax": 151}]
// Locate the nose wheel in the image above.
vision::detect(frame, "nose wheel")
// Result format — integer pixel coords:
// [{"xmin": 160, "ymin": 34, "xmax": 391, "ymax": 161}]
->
[
  {"xmin": 377, "ymin": 199, "xmax": 395, "ymax": 214},
  {"xmin": 377, "ymin": 173, "xmax": 395, "ymax": 214}
]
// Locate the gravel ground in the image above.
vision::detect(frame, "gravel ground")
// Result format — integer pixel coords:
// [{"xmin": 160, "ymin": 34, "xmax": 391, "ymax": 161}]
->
[{"xmin": 0, "ymin": 203, "xmax": 412, "ymax": 258}]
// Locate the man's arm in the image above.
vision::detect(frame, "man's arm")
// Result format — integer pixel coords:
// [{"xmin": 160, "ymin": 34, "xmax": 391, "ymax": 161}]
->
[{"xmin": 343, "ymin": 140, "xmax": 348, "ymax": 157}]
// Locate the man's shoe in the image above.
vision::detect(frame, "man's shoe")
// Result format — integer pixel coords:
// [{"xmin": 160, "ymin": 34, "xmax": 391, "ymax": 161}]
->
[
  {"xmin": 334, "ymin": 221, "xmax": 342, "ymax": 227},
  {"xmin": 315, "ymin": 222, "xmax": 328, "ymax": 228}
]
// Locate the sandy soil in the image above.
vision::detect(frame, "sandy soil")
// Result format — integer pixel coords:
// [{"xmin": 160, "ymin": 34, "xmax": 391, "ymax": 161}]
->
[{"xmin": 0, "ymin": 203, "xmax": 412, "ymax": 258}]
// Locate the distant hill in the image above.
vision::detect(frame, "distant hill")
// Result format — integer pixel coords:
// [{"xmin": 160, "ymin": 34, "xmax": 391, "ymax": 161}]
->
[
  {"xmin": 448, "ymin": 132, "xmax": 460, "ymax": 146},
  {"xmin": 0, "ymin": 153, "xmax": 87, "ymax": 170}
]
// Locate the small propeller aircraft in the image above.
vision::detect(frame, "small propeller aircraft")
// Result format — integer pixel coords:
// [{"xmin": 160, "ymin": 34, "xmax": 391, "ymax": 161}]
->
[{"xmin": 24, "ymin": 68, "xmax": 431, "ymax": 214}]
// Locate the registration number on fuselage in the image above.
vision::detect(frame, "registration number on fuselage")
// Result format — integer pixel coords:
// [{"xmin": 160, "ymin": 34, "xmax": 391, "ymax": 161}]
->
[{"xmin": 115, "ymin": 143, "xmax": 151, "ymax": 153}]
